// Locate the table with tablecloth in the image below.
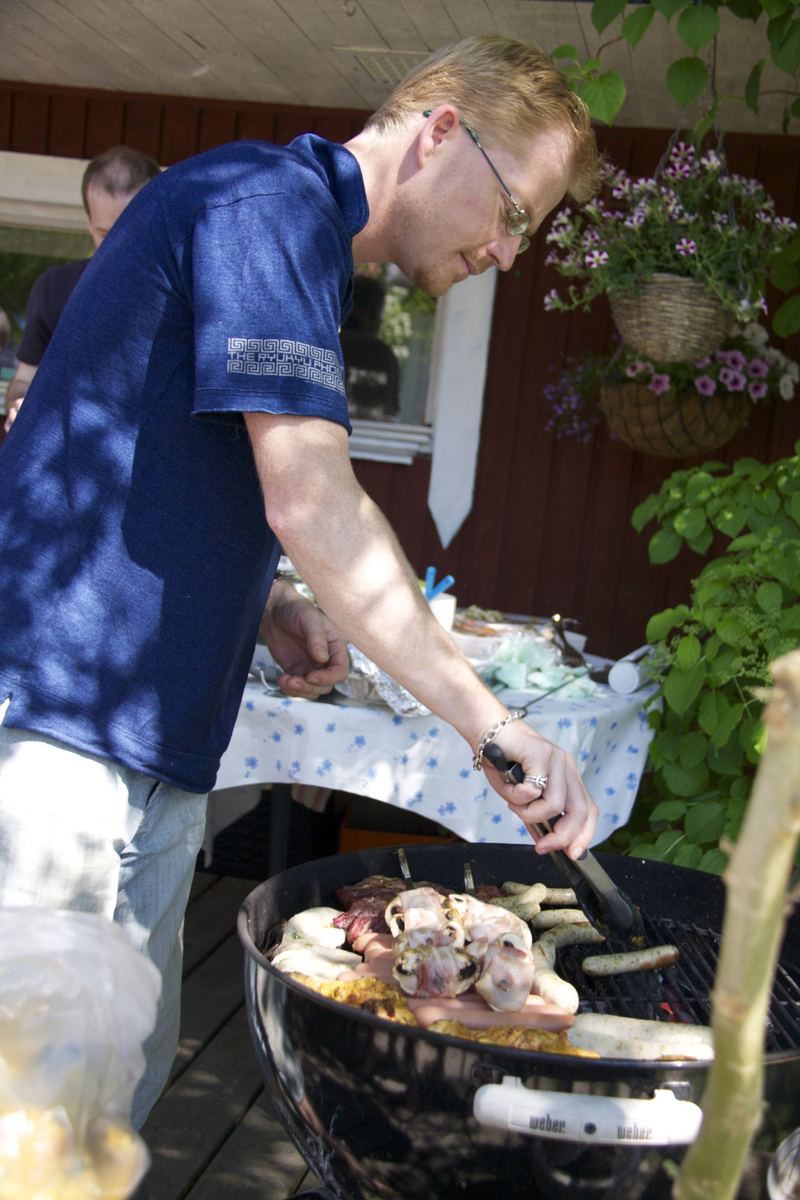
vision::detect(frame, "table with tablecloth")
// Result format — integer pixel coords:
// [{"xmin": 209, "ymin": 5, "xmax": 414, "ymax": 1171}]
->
[{"xmin": 211, "ymin": 646, "xmax": 658, "ymax": 850}]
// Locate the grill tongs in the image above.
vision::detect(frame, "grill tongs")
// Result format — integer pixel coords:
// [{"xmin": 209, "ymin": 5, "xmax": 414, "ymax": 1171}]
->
[{"xmin": 483, "ymin": 743, "xmax": 646, "ymax": 948}]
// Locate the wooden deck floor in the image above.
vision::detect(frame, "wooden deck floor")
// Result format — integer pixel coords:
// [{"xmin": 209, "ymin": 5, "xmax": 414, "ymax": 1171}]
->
[{"xmin": 140, "ymin": 872, "xmax": 326, "ymax": 1200}]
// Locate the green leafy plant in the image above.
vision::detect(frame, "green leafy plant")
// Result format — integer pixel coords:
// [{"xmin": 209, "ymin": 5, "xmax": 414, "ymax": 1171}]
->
[{"xmin": 606, "ymin": 445, "xmax": 800, "ymax": 873}]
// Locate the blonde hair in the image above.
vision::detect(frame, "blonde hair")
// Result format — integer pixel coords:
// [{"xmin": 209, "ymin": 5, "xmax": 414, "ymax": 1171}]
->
[{"xmin": 365, "ymin": 35, "xmax": 603, "ymax": 204}]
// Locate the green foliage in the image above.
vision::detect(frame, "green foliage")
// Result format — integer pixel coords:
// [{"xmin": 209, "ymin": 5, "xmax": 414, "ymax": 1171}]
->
[{"xmin": 607, "ymin": 445, "xmax": 800, "ymax": 873}]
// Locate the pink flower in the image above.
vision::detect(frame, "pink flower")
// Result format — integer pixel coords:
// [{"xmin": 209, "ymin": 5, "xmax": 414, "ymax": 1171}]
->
[
  {"xmin": 694, "ymin": 356, "xmax": 711, "ymax": 369},
  {"xmin": 720, "ymin": 367, "xmax": 747, "ymax": 391},
  {"xmin": 726, "ymin": 350, "xmax": 747, "ymax": 371},
  {"xmin": 648, "ymin": 374, "xmax": 671, "ymax": 395},
  {"xmin": 625, "ymin": 360, "xmax": 649, "ymax": 378},
  {"xmin": 695, "ymin": 374, "xmax": 717, "ymax": 396},
  {"xmin": 748, "ymin": 380, "xmax": 768, "ymax": 400},
  {"xmin": 676, "ymin": 238, "xmax": 696, "ymax": 255},
  {"xmin": 715, "ymin": 349, "xmax": 731, "ymax": 364},
  {"xmin": 748, "ymin": 359, "xmax": 769, "ymax": 378}
]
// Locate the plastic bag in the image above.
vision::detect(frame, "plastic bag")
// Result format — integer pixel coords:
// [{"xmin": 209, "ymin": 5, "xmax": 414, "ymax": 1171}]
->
[{"xmin": 0, "ymin": 908, "xmax": 161, "ymax": 1199}]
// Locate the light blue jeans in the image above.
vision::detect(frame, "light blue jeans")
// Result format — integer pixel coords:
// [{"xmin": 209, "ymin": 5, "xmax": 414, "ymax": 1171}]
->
[{"xmin": 0, "ymin": 717, "xmax": 208, "ymax": 1128}]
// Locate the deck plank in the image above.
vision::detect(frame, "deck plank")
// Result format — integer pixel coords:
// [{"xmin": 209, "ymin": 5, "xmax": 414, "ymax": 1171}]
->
[
  {"xmin": 183, "ymin": 1091, "xmax": 312, "ymax": 1200},
  {"xmin": 142, "ymin": 1006, "xmax": 264, "ymax": 1199},
  {"xmin": 169, "ymin": 931, "xmax": 247, "ymax": 1086},
  {"xmin": 182, "ymin": 876, "xmax": 260, "ymax": 975}
]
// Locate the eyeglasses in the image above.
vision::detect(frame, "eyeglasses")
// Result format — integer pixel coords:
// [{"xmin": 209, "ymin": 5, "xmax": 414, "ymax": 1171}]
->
[{"xmin": 423, "ymin": 110, "xmax": 531, "ymax": 254}]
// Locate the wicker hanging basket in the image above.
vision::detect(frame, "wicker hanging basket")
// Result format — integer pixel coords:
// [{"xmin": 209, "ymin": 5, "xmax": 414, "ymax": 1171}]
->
[
  {"xmin": 598, "ymin": 380, "xmax": 751, "ymax": 458},
  {"xmin": 609, "ymin": 273, "xmax": 736, "ymax": 364}
]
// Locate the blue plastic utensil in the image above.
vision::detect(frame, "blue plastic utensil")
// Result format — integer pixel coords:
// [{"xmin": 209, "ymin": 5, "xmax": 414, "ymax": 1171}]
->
[{"xmin": 425, "ymin": 568, "xmax": 455, "ymax": 602}]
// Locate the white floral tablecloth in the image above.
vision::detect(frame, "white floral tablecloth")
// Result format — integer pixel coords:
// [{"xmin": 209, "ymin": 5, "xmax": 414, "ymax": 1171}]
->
[{"xmin": 214, "ymin": 647, "xmax": 658, "ymax": 848}]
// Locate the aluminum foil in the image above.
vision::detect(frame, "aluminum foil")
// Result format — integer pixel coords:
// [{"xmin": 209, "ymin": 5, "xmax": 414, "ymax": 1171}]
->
[{"xmin": 335, "ymin": 645, "xmax": 431, "ymax": 717}]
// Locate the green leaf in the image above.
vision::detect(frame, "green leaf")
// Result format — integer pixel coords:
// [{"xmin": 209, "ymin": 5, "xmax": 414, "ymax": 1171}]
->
[
  {"xmin": 768, "ymin": 252, "xmax": 800, "ymax": 293},
  {"xmin": 653, "ymin": 727, "xmax": 682, "ymax": 763},
  {"xmin": 697, "ymin": 847, "xmax": 728, "ymax": 875},
  {"xmin": 663, "ymin": 661, "xmax": 706, "ymax": 716},
  {"xmin": 667, "ymin": 56, "xmax": 710, "ymax": 107},
  {"xmin": 793, "ymin": 96, "xmax": 800, "ymax": 118},
  {"xmin": 631, "ymin": 843, "xmax": 670, "ymax": 862},
  {"xmin": 699, "ymin": 689, "xmax": 729, "ymax": 736},
  {"xmin": 652, "ymin": 0, "xmax": 691, "ymax": 19},
  {"xmin": 650, "ymin": 799, "xmax": 688, "ymax": 822},
  {"xmin": 761, "ymin": 0, "xmax": 791, "ymax": 19},
  {"xmin": 769, "ymin": 15, "xmax": 800, "ymax": 76},
  {"xmin": 685, "ymin": 800, "xmax": 727, "ymax": 844},
  {"xmin": 674, "ymin": 506, "xmax": 707, "ymax": 540},
  {"xmin": 623, "ymin": 4, "xmax": 656, "ymax": 46},
  {"xmin": 676, "ymin": 633, "xmax": 702, "ymax": 670},
  {"xmin": 745, "ymin": 59, "xmax": 765, "ymax": 114},
  {"xmin": 592, "ymin": 0, "xmax": 628, "ymax": 34},
  {"xmin": 650, "ymin": 526, "xmax": 683, "ymax": 563},
  {"xmin": 757, "ymin": 580, "xmax": 784, "ymax": 612},
  {"xmin": 773, "ymin": 293, "xmax": 800, "ymax": 338},
  {"xmin": 711, "ymin": 702, "xmax": 745, "ymax": 750},
  {"xmin": 551, "ymin": 43, "xmax": 580, "ymax": 59},
  {"xmin": 717, "ymin": 613, "xmax": 750, "ymax": 646},
  {"xmin": 681, "ymin": 730, "xmax": 708, "ymax": 769},
  {"xmin": 716, "ymin": 505, "xmax": 748, "ymax": 536},
  {"xmin": 654, "ymin": 830, "xmax": 686, "ymax": 858},
  {"xmin": 579, "ymin": 70, "xmax": 627, "ymax": 124},
  {"xmin": 780, "ymin": 604, "xmax": 800, "ymax": 631},
  {"xmin": 687, "ymin": 525, "xmax": 714, "ymax": 556},
  {"xmin": 646, "ymin": 605, "xmax": 690, "ymax": 642},
  {"xmin": 632, "ymin": 493, "xmax": 661, "ymax": 531},
  {"xmin": 674, "ymin": 842, "xmax": 703, "ymax": 869},
  {"xmin": 677, "ymin": 3, "xmax": 720, "ymax": 49},
  {"xmin": 663, "ymin": 759, "xmax": 710, "ymax": 796},
  {"xmin": 728, "ymin": 0, "xmax": 767, "ymax": 18}
]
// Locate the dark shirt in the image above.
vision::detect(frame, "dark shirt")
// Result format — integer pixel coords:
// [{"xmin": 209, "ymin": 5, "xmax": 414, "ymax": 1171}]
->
[{"xmin": 17, "ymin": 259, "xmax": 90, "ymax": 365}]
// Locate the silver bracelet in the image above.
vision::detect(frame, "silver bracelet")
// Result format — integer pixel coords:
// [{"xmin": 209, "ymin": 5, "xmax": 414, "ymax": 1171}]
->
[{"xmin": 472, "ymin": 711, "xmax": 524, "ymax": 771}]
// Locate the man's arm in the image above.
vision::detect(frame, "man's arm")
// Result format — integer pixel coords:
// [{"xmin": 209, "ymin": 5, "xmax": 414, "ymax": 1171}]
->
[
  {"xmin": 245, "ymin": 410, "xmax": 598, "ymax": 858},
  {"xmin": 4, "ymin": 362, "xmax": 37, "ymax": 431}
]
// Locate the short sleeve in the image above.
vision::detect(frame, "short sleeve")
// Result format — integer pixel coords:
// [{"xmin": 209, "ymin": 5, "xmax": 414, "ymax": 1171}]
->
[
  {"xmin": 17, "ymin": 272, "xmax": 56, "ymax": 365},
  {"xmin": 190, "ymin": 191, "xmax": 352, "ymax": 431}
]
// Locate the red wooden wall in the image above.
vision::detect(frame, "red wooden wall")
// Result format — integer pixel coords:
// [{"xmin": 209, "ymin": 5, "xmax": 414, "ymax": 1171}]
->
[{"xmin": 2, "ymin": 80, "xmax": 799, "ymax": 659}]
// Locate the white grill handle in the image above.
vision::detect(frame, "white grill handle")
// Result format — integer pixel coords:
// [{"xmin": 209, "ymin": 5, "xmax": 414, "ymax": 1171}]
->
[{"xmin": 473, "ymin": 1077, "xmax": 703, "ymax": 1146}]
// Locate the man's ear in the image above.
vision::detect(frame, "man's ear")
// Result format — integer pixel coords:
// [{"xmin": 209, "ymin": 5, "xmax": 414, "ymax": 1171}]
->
[{"xmin": 416, "ymin": 105, "xmax": 461, "ymax": 169}]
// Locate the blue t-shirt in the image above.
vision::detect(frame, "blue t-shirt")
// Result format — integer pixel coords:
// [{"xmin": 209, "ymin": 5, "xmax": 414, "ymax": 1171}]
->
[{"xmin": 0, "ymin": 134, "xmax": 368, "ymax": 792}]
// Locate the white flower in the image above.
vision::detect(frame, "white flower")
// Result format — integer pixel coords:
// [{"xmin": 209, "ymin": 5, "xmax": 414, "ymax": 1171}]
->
[
  {"xmin": 543, "ymin": 289, "xmax": 561, "ymax": 312},
  {"xmin": 786, "ymin": 360, "xmax": 800, "ymax": 384},
  {"xmin": 743, "ymin": 322, "xmax": 769, "ymax": 346},
  {"xmin": 779, "ymin": 374, "xmax": 795, "ymax": 399}
]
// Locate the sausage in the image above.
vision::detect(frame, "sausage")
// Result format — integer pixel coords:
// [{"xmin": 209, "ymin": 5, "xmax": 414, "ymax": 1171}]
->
[
  {"xmin": 413, "ymin": 1002, "xmax": 574, "ymax": 1033},
  {"xmin": 531, "ymin": 909, "xmax": 590, "ymax": 930},
  {"xmin": 581, "ymin": 945, "xmax": 679, "ymax": 975},
  {"xmin": 567, "ymin": 1013, "xmax": 714, "ymax": 1061},
  {"xmin": 529, "ymin": 924, "xmax": 605, "ymax": 1012},
  {"xmin": 502, "ymin": 882, "xmax": 577, "ymax": 907},
  {"xmin": 352, "ymin": 931, "xmax": 393, "ymax": 956}
]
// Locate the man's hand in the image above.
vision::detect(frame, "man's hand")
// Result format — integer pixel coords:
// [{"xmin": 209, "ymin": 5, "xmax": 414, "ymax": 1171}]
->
[
  {"xmin": 259, "ymin": 579, "xmax": 349, "ymax": 699},
  {"xmin": 476, "ymin": 720, "xmax": 599, "ymax": 861}
]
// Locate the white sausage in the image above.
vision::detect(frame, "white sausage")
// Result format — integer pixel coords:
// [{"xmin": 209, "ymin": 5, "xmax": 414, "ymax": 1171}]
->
[
  {"xmin": 582, "ymin": 945, "xmax": 680, "ymax": 976},
  {"xmin": 530, "ymin": 909, "xmax": 590, "ymax": 930},
  {"xmin": 567, "ymin": 1013, "xmax": 714, "ymax": 1061},
  {"xmin": 530, "ymin": 925, "xmax": 605, "ymax": 1014}
]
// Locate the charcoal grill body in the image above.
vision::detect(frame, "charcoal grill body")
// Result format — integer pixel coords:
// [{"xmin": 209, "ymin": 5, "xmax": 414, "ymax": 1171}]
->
[{"xmin": 238, "ymin": 845, "xmax": 800, "ymax": 1200}]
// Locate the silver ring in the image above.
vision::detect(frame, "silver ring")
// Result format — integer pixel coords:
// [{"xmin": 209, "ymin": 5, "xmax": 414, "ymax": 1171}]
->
[{"xmin": 523, "ymin": 774, "xmax": 548, "ymax": 789}]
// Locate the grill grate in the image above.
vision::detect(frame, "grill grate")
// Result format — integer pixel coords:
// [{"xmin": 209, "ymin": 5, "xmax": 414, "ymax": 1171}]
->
[{"xmin": 558, "ymin": 913, "xmax": 800, "ymax": 1053}]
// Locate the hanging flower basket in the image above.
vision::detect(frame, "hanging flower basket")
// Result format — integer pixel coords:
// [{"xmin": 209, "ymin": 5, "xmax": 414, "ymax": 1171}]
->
[
  {"xmin": 608, "ymin": 274, "xmax": 736, "ymax": 365},
  {"xmin": 598, "ymin": 379, "xmax": 751, "ymax": 458}
]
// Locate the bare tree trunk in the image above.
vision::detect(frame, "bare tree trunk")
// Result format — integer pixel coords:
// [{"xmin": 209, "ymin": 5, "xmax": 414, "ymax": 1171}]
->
[{"xmin": 675, "ymin": 649, "xmax": 800, "ymax": 1200}]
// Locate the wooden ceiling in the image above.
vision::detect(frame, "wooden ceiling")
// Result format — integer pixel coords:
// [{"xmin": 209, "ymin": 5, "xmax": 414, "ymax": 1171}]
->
[{"xmin": 0, "ymin": 0, "xmax": 794, "ymax": 134}]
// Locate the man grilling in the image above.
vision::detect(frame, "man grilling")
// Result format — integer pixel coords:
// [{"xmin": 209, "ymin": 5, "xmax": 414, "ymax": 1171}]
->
[{"xmin": 0, "ymin": 35, "xmax": 603, "ymax": 1127}]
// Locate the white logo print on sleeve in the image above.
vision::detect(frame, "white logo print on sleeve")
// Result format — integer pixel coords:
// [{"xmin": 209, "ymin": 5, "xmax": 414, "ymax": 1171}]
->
[{"xmin": 227, "ymin": 337, "xmax": 345, "ymax": 396}]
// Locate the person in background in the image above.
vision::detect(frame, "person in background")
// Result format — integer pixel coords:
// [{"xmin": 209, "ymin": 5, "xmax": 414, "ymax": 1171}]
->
[
  {"xmin": 3, "ymin": 145, "xmax": 161, "ymax": 431},
  {"xmin": 0, "ymin": 35, "xmax": 603, "ymax": 1128},
  {"xmin": 340, "ymin": 275, "xmax": 400, "ymax": 420}
]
